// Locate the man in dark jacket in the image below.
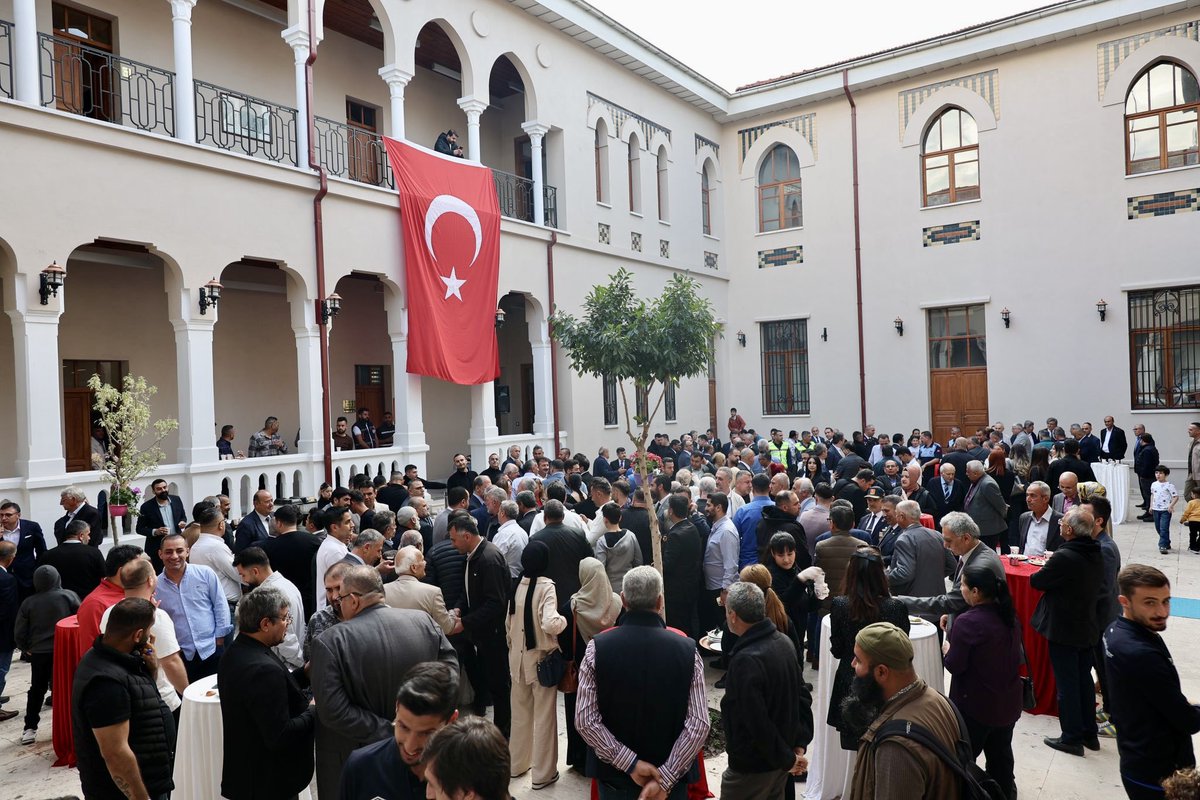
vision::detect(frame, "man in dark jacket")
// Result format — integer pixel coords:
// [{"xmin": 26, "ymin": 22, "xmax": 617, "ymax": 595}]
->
[
  {"xmin": 73, "ymin": 598, "xmax": 176, "ymax": 800},
  {"xmin": 0, "ymin": 502, "xmax": 47, "ymax": 601},
  {"xmin": 14, "ymin": 565, "xmax": 80, "ymax": 739},
  {"xmin": 38, "ymin": 518, "xmax": 105, "ymax": 600},
  {"xmin": 1104, "ymin": 564, "xmax": 1200, "ymax": 799},
  {"xmin": 1031, "ymin": 507, "xmax": 1104, "ymax": 756},
  {"xmin": 662, "ymin": 495, "xmax": 703, "ymax": 639},
  {"xmin": 434, "ymin": 130, "xmax": 464, "ymax": 158},
  {"xmin": 1046, "ymin": 439, "xmax": 1097, "ymax": 494},
  {"xmin": 135, "ymin": 479, "xmax": 187, "ymax": 573},
  {"xmin": 756, "ymin": 491, "xmax": 806, "ymax": 565},
  {"xmin": 529, "ymin": 500, "xmax": 592, "ymax": 600},
  {"xmin": 721, "ymin": 581, "xmax": 812, "ymax": 799},
  {"xmin": 832, "ymin": 469, "xmax": 873, "ymax": 523},
  {"xmin": 0, "ymin": 542, "xmax": 20, "ymax": 721},
  {"xmin": 260, "ymin": 504, "xmax": 321, "ymax": 621},
  {"xmin": 53, "ymin": 486, "xmax": 103, "ymax": 546},
  {"xmin": 219, "ymin": 585, "xmax": 315, "ymax": 800}
]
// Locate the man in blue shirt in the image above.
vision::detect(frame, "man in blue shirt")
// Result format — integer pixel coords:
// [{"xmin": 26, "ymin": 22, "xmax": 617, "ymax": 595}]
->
[
  {"xmin": 154, "ymin": 533, "xmax": 231, "ymax": 681},
  {"xmin": 732, "ymin": 473, "xmax": 774, "ymax": 568}
]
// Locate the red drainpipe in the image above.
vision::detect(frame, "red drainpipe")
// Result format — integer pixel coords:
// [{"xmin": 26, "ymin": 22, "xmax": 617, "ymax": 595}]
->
[
  {"xmin": 842, "ymin": 69, "xmax": 868, "ymax": 432},
  {"xmin": 307, "ymin": 0, "xmax": 333, "ymax": 484},
  {"xmin": 546, "ymin": 231, "xmax": 561, "ymax": 455}
]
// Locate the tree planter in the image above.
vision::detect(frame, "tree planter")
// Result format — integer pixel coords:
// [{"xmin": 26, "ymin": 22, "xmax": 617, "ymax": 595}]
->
[{"xmin": 109, "ymin": 504, "xmax": 128, "ymax": 518}]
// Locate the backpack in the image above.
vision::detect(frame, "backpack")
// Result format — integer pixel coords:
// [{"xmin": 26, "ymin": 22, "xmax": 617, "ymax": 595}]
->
[{"xmin": 872, "ymin": 699, "xmax": 1006, "ymax": 800}]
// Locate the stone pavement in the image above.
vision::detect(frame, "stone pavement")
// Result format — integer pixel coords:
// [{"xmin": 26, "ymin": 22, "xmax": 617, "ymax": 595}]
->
[{"xmin": 2, "ymin": 514, "xmax": 1198, "ymax": 799}]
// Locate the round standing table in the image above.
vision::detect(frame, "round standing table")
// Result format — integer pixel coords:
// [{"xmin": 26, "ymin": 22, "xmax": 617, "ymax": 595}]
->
[
  {"xmin": 803, "ymin": 614, "xmax": 943, "ymax": 800},
  {"xmin": 51, "ymin": 615, "xmax": 85, "ymax": 768},
  {"xmin": 1092, "ymin": 462, "xmax": 1130, "ymax": 526},
  {"xmin": 1003, "ymin": 560, "xmax": 1058, "ymax": 716}
]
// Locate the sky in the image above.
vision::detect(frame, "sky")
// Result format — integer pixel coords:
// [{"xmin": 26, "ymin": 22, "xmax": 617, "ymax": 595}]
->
[{"xmin": 586, "ymin": 0, "xmax": 1051, "ymax": 90}]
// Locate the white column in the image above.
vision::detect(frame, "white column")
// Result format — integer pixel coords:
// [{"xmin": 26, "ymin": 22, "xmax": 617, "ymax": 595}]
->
[
  {"xmin": 522, "ymin": 122, "xmax": 549, "ymax": 226},
  {"xmin": 456, "ymin": 97, "xmax": 487, "ymax": 163},
  {"xmin": 12, "ymin": 0, "xmax": 39, "ymax": 105},
  {"xmin": 168, "ymin": 0, "xmax": 197, "ymax": 143},
  {"xmin": 389, "ymin": 332, "xmax": 427, "ymax": 440},
  {"xmin": 468, "ymin": 382, "xmax": 500, "ymax": 467},
  {"xmin": 378, "ymin": 65, "xmax": 412, "ymax": 139},
  {"xmin": 172, "ymin": 319, "xmax": 217, "ymax": 463},
  {"xmin": 9, "ymin": 308, "xmax": 65, "ymax": 478},
  {"xmin": 529, "ymin": 317, "xmax": 554, "ymax": 438},
  {"xmin": 293, "ymin": 315, "xmax": 323, "ymax": 456},
  {"xmin": 282, "ymin": 26, "xmax": 311, "ymax": 169}
]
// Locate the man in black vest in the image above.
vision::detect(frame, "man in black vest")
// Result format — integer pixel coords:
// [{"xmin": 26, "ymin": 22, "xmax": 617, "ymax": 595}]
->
[
  {"xmin": 576, "ymin": 566, "xmax": 709, "ymax": 800},
  {"xmin": 73, "ymin": 597, "xmax": 176, "ymax": 800}
]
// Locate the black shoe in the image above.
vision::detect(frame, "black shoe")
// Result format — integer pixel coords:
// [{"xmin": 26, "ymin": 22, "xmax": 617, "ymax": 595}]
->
[
  {"xmin": 1139, "ymin": 514, "xmax": 1154, "ymax": 522},
  {"xmin": 714, "ymin": 675, "xmax": 727, "ymax": 689},
  {"xmin": 0, "ymin": 709, "xmax": 18, "ymax": 723},
  {"xmin": 709, "ymin": 658, "xmax": 725, "ymax": 670},
  {"xmin": 43, "ymin": 695, "xmax": 51, "ymax": 708},
  {"xmin": 1043, "ymin": 736, "xmax": 1084, "ymax": 756},
  {"xmin": 0, "ymin": 696, "xmax": 8, "ymax": 704},
  {"xmin": 1083, "ymin": 737, "xmax": 1100, "ymax": 751}
]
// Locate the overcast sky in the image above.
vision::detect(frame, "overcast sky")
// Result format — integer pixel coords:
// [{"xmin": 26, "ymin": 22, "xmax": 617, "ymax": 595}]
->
[{"xmin": 587, "ymin": 0, "xmax": 1049, "ymax": 90}]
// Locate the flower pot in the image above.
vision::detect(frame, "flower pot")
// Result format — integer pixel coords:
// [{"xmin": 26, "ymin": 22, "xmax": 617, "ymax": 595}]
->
[{"xmin": 109, "ymin": 504, "xmax": 128, "ymax": 518}]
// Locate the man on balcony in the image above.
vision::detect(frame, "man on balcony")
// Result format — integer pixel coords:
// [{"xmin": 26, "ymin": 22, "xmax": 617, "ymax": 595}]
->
[
  {"xmin": 352, "ymin": 408, "xmax": 379, "ymax": 450},
  {"xmin": 435, "ymin": 130, "xmax": 464, "ymax": 158},
  {"xmin": 248, "ymin": 416, "xmax": 288, "ymax": 458}
]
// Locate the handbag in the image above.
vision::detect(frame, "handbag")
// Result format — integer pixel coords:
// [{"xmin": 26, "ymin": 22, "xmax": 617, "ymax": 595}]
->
[
  {"xmin": 1019, "ymin": 642, "xmax": 1037, "ymax": 711},
  {"xmin": 558, "ymin": 611, "xmax": 580, "ymax": 693},
  {"xmin": 536, "ymin": 648, "xmax": 566, "ymax": 688}
]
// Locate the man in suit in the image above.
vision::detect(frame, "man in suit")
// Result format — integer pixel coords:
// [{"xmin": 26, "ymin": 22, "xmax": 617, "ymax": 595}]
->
[
  {"xmin": 234, "ymin": 490, "xmax": 274, "ymax": 553},
  {"xmin": 0, "ymin": 542, "xmax": 18, "ymax": 721},
  {"xmin": 0, "ymin": 502, "xmax": 47, "ymax": 602},
  {"xmin": 662, "ymin": 494, "xmax": 703, "ymax": 639},
  {"xmin": 1079, "ymin": 422, "xmax": 1103, "ymax": 464},
  {"xmin": 1047, "ymin": 439, "xmax": 1096, "ymax": 493},
  {"xmin": 857, "ymin": 487, "xmax": 889, "ymax": 545},
  {"xmin": 529, "ymin": 500, "xmax": 592, "ymax": 600},
  {"xmin": 898, "ymin": 511, "xmax": 1004, "ymax": 631},
  {"xmin": 940, "ymin": 438, "xmax": 974, "ymax": 486},
  {"xmin": 1052, "ymin": 472, "xmax": 1083, "ymax": 516},
  {"xmin": 885, "ymin": 500, "xmax": 956, "ymax": 624},
  {"xmin": 832, "ymin": 468, "xmax": 874, "ymax": 523},
  {"xmin": 53, "ymin": 487, "xmax": 102, "ymax": 547},
  {"xmin": 1098, "ymin": 416, "xmax": 1127, "ymax": 462},
  {"xmin": 1038, "ymin": 417, "xmax": 1060, "ymax": 442},
  {"xmin": 218, "ymin": 585, "xmax": 316, "ymax": 800},
  {"xmin": 926, "ymin": 462, "xmax": 966, "ymax": 524},
  {"xmin": 135, "ymin": 479, "xmax": 187, "ymax": 573},
  {"xmin": 260, "ymin": 504, "xmax": 321, "ymax": 622},
  {"xmin": 383, "ymin": 546, "xmax": 457, "ymax": 636},
  {"xmin": 964, "ymin": 460, "xmax": 1009, "ymax": 550},
  {"xmin": 449, "ymin": 510, "xmax": 512, "ymax": 738},
  {"xmin": 310, "ymin": 565, "xmax": 457, "ymax": 799},
  {"xmin": 38, "ymin": 519, "xmax": 105, "ymax": 599},
  {"xmin": 1017, "ymin": 481, "xmax": 1063, "ymax": 556}
]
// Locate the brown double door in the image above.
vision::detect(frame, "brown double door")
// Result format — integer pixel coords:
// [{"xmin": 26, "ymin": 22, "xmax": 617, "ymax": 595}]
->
[
  {"xmin": 927, "ymin": 305, "xmax": 989, "ymax": 445},
  {"xmin": 51, "ymin": 3, "xmax": 116, "ymax": 123}
]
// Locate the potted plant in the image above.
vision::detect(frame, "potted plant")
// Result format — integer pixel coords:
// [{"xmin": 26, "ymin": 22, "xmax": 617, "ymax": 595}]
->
[{"xmin": 107, "ymin": 485, "xmax": 142, "ymax": 517}]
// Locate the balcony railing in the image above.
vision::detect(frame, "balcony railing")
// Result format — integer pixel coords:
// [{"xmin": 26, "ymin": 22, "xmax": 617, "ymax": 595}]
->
[
  {"xmin": 39, "ymin": 33, "xmax": 174, "ymax": 136},
  {"xmin": 0, "ymin": 20, "xmax": 12, "ymax": 99},
  {"xmin": 194, "ymin": 80, "xmax": 298, "ymax": 166},
  {"xmin": 492, "ymin": 168, "xmax": 559, "ymax": 228},
  {"xmin": 314, "ymin": 116, "xmax": 394, "ymax": 189}
]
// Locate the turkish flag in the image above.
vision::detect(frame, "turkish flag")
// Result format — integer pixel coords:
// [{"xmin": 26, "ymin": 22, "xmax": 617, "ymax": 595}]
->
[{"xmin": 383, "ymin": 137, "xmax": 501, "ymax": 385}]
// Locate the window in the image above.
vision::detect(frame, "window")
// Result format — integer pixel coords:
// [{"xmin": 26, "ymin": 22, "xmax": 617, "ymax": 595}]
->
[
  {"xmin": 635, "ymin": 382, "xmax": 648, "ymax": 422},
  {"xmin": 1129, "ymin": 286, "xmax": 1200, "ymax": 409},
  {"xmin": 595, "ymin": 119, "xmax": 610, "ymax": 203},
  {"xmin": 664, "ymin": 381, "xmax": 677, "ymax": 422},
  {"xmin": 346, "ymin": 99, "xmax": 383, "ymax": 185},
  {"xmin": 927, "ymin": 306, "xmax": 987, "ymax": 369},
  {"xmin": 922, "ymin": 108, "xmax": 979, "ymax": 206},
  {"xmin": 628, "ymin": 133, "xmax": 642, "ymax": 213},
  {"xmin": 656, "ymin": 146, "xmax": 669, "ymax": 221},
  {"xmin": 701, "ymin": 165, "xmax": 712, "ymax": 235},
  {"xmin": 761, "ymin": 320, "xmax": 809, "ymax": 415},
  {"xmin": 757, "ymin": 145, "xmax": 802, "ymax": 232},
  {"xmin": 1125, "ymin": 61, "xmax": 1200, "ymax": 174},
  {"xmin": 62, "ymin": 359, "xmax": 128, "ymax": 388},
  {"xmin": 602, "ymin": 374, "xmax": 618, "ymax": 426}
]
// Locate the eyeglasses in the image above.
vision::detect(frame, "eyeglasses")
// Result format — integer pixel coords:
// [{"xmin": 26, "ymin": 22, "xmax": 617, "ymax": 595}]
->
[
  {"xmin": 274, "ymin": 611, "xmax": 293, "ymax": 625},
  {"xmin": 336, "ymin": 591, "xmax": 363, "ymax": 602}
]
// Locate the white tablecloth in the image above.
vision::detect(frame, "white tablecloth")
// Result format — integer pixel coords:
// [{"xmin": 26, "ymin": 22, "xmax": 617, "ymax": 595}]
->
[
  {"xmin": 803, "ymin": 614, "xmax": 944, "ymax": 800},
  {"xmin": 1093, "ymin": 462, "xmax": 1130, "ymax": 527},
  {"xmin": 172, "ymin": 673, "xmax": 312, "ymax": 800}
]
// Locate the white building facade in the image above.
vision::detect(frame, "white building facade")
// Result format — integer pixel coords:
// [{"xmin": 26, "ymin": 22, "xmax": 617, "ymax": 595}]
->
[{"xmin": 0, "ymin": 0, "xmax": 1196, "ymax": 526}]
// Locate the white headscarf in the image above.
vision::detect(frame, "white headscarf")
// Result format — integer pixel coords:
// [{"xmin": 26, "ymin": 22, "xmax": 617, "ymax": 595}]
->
[{"xmin": 571, "ymin": 557, "xmax": 621, "ymax": 642}]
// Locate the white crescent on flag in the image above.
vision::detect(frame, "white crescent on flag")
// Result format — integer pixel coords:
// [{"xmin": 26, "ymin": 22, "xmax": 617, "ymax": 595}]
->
[{"xmin": 424, "ymin": 194, "xmax": 482, "ymax": 301}]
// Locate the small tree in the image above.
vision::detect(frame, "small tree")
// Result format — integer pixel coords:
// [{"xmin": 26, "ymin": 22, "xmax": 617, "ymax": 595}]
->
[
  {"xmin": 89, "ymin": 374, "xmax": 178, "ymax": 542},
  {"xmin": 551, "ymin": 268, "xmax": 721, "ymax": 574}
]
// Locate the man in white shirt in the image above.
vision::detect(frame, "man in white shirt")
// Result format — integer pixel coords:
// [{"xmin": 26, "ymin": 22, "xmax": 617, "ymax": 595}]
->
[
  {"xmin": 233, "ymin": 546, "xmax": 306, "ymax": 669},
  {"xmin": 1019, "ymin": 481, "xmax": 1062, "ymax": 556},
  {"xmin": 528, "ymin": 483, "xmax": 586, "ymax": 536},
  {"xmin": 315, "ymin": 507, "xmax": 354, "ymax": 612},
  {"xmin": 491, "ymin": 500, "xmax": 528, "ymax": 580},
  {"xmin": 187, "ymin": 505, "xmax": 242, "ymax": 612},
  {"xmin": 715, "ymin": 467, "xmax": 745, "ymax": 515}
]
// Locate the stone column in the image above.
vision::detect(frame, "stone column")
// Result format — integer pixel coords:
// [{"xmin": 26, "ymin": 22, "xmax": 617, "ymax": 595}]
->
[
  {"xmin": 292, "ymin": 306, "xmax": 324, "ymax": 457},
  {"xmin": 12, "ymin": 0, "xmax": 39, "ymax": 105},
  {"xmin": 522, "ymin": 122, "xmax": 549, "ymax": 226},
  {"xmin": 468, "ymin": 382, "xmax": 500, "ymax": 467},
  {"xmin": 9, "ymin": 306, "xmax": 65, "ymax": 478},
  {"xmin": 378, "ymin": 65, "xmax": 412, "ymax": 139},
  {"xmin": 168, "ymin": 0, "xmax": 198, "ymax": 143},
  {"xmin": 282, "ymin": 26, "xmax": 310, "ymax": 169},
  {"xmin": 529, "ymin": 317, "xmax": 554, "ymax": 438},
  {"xmin": 172, "ymin": 318, "xmax": 217, "ymax": 463},
  {"xmin": 456, "ymin": 97, "xmax": 488, "ymax": 163}
]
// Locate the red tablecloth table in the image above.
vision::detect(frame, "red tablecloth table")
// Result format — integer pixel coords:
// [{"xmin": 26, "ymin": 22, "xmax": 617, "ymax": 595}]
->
[
  {"xmin": 920, "ymin": 514, "xmax": 935, "ymax": 530},
  {"xmin": 51, "ymin": 615, "xmax": 86, "ymax": 767},
  {"xmin": 1003, "ymin": 562, "xmax": 1058, "ymax": 716}
]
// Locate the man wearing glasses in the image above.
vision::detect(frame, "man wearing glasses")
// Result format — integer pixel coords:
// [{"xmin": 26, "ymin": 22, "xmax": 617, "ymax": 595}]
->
[{"xmin": 0, "ymin": 502, "xmax": 47, "ymax": 602}]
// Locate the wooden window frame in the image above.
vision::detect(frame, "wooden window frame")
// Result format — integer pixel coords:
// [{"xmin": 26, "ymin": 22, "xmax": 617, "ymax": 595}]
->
[
  {"xmin": 756, "ymin": 145, "xmax": 802, "ymax": 233},
  {"xmin": 921, "ymin": 144, "xmax": 979, "ymax": 207},
  {"xmin": 927, "ymin": 305, "xmax": 987, "ymax": 370},
  {"xmin": 628, "ymin": 136, "xmax": 641, "ymax": 213},
  {"xmin": 1128, "ymin": 286, "xmax": 1200, "ymax": 409},
  {"xmin": 594, "ymin": 126, "xmax": 605, "ymax": 202},
  {"xmin": 760, "ymin": 319, "xmax": 809, "ymax": 416},
  {"xmin": 701, "ymin": 168, "xmax": 712, "ymax": 235},
  {"xmin": 664, "ymin": 382, "xmax": 676, "ymax": 422},
  {"xmin": 656, "ymin": 148, "xmax": 668, "ymax": 222},
  {"xmin": 1124, "ymin": 61, "xmax": 1200, "ymax": 175}
]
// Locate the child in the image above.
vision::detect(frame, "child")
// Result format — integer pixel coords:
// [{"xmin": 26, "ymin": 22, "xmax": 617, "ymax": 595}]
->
[
  {"xmin": 13, "ymin": 565, "xmax": 80, "ymax": 745},
  {"xmin": 1151, "ymin": 465, "xmax": 1180, "ymax": 554},
  {"xmin": 1182, "ymin": 486, "xmax": 1200, "ymax": 555}
]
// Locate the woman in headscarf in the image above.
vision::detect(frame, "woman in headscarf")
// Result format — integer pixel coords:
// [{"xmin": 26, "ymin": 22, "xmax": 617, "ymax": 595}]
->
[
  {"xmin": 507, "ymin": 541, "xmax": 567, "ymax": 789},
  {"xmin": 559, "ymin": 557, "xmax": 622, "ymax": 770}
]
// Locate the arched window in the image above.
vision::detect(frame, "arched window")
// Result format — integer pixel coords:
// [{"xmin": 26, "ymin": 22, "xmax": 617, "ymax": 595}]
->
[
  {"xmin": 594, "ymin": 119, "xmax": 610, "ymax": 203},
  {"xmin": 701, "ymin": 163, "xmax": 713, "ymax": 235},
  {"xmin": 1125, "ymin": 61, "xmax": 1200, "ymax": 174},
  {"xmin": 628, "ymin": 132, "xmax": 642, "ymax": 213},
  {"xmin": 922, "ymin": 108, "xmax": 979, "ymax": 206},
  {"xmin": 656, "ymin": 146, "xmax": 669, "ymax": 221},
  {"xmin": 757, "ymin": 144, "xmax": 802, "ymax": 232}
]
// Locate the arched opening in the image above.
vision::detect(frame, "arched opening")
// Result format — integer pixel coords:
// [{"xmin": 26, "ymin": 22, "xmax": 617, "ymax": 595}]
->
[
  {"xmin": 701, "ymin": 158, "xmax": 716, "ymax": 236},
  {"xmin": 922, "ymin": 107, "xmax": 979, "ymax": 206},
  {"xmin": 627, "ymin": 131, "xmax": 642, "ymax": 213},
  {"xmin": 329, "ymin": 272, "xmax": 394, "ymax": 450},
  {"xmin": 656, "ymin": 145, "xmax": 669, "ymax": 222},
  {"xmin": 757, "ymin": 144, "xmax": 802, "ymax": 231},
  {"xmin": 1125, "ymin": 60, "xmax": 1199, "ymax": 174},
  {"xmin": 483, "ymin": 54, "xmax": 543, "ymax": 223},
  {"xmin": 496, "ymin": 292, "xmax": 534, "ymax": 436},
  {"xmin": 595, "ymin": 118, "xmax": 611, "ymax": 203},
  {"xmin": 406, "ymin": 21, "xmax": 468, "ymax": 157}
]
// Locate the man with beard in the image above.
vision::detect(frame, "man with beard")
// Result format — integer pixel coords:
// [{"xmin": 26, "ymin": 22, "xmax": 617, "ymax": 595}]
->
[
  {"xmin": 843, "ymin": 622, "xmax": 960, "ymax": 800},
  {"xmin": 1103, "ymin": 565, "xmax": 1200, "ymax": 799}
]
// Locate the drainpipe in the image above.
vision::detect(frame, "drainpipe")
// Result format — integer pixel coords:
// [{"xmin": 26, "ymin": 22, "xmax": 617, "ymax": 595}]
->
[
  {"xmin": 842, "ymin": 69, "xmax": 868, "ymax": 432},
  {"xmin": 307, "ymin": 0, "xmax": 333, "ymax": 484},
  {"xmin": 546, "ymin": 231, "xmax": 561, "ymax": 455}
]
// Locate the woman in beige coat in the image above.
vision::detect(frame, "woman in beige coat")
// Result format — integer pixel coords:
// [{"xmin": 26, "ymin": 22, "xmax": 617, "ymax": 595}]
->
[{"xmin": 507, "ymin": 540, "xmax": 567, "ymax": 789}]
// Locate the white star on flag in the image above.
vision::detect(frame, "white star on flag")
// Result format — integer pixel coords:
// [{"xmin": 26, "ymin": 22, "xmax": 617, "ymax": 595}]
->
[{"xmin": 440, "ymin": 267, "xmax": 466, "ymax": 301}]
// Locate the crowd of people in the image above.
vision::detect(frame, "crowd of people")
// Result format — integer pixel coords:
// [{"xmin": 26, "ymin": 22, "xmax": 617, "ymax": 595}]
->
[{"xmin": 1, "ymin": 414, "xmax": 1199, "ymax": 800}]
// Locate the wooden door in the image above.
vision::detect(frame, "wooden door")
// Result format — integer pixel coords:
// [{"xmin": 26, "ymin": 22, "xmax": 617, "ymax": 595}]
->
[
  {"xmin": 927, "ymin": 305, "xmax": 988, "ymax": 445},
  {"xmin": 346, "ymin": 100, "xmax": 380, "ymax": 185},
  {"xmin": 51, "ymin": 3, "xmax": 115, "ymax": 122},
  {"xmin": 354, "ymin": 386, "xmax": 385, "ymax": 424},
  {"xmin": 64, "ymin": 388, "xmax": 94, "ymax": 472},
  {"xmin": 521, "ymin": 363, "xmax": 534, "ymax": 434}
]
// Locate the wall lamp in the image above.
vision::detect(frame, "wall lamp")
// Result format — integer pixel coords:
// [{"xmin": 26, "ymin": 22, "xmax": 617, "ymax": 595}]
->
[
  {"xmin": 736, "ymin": 330, "xmax": 747, "ymax": 347},
  {"xmin": 820, "ymin": 327, "xmax": 828, "ymax": 342},
  {"xmin": 320, "ymin": 293, "xmax": 342, "ymax": 325},
  {"xmin": 893, "ymin": 317, "xmax": 904, "ymax": 336},
  {"xmin": 495, "ymin": 306, "xmax": 506, "ymax": 329},
  {"xmin": 1001, "ymin": 307, "xmax": 1011, "ymax": 328},
  {"xmin": 198, "ymin": 277, "xmax": 223, "ymax": 315},
  {"xmin": 39, "ymin": 261, "xmax": 66, "ymax": 305},
  {"xmin": 1096, "ymin": 299, "xmax": 1108, "ymax": 322}
]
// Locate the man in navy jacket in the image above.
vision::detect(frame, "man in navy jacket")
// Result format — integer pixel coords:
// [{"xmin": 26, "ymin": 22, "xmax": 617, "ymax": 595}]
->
[{"xmin": 1104, "ymin": 564, "xmax": 1200, "ymax": 799}]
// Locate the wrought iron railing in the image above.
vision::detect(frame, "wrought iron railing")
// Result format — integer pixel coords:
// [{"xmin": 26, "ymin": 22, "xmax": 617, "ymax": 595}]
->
[
  {"xmin": 492, "ymin": 169, "xmax": 558, "ymax": 227},
  {"xmin": 313, "ymin": 116, "xmax": 394, "ymax": 188},
  {"xmin": 39, "ymin": 33, "xmax": 174, "ymax": 136},
  {"xmin": 0, "ymin": 21, "xmax": 12, "ymax": 100},
  {"xmin": 194, "ymin": 80, "xmax": 298, "ymax": 166},
  {"xmin": 543, "ymin": 184, "xmax": 558, "ymax": 229}
]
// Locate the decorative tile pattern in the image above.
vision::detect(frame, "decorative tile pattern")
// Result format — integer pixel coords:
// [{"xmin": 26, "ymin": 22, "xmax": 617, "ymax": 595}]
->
[
  {"xmin": 703, "ymin": 251, "xmax": 719, "ymax": 270},
  {"xmin": 659, "ymin": 239, "xmax": 670, "ymax": 259},
  {"xmin": 738, "ymin": 114, "xmax": 817, "ymax": 165},
  {"xmin": 898, "ymin": 70, "xmax": 999, "ymax": 140},
  {"xmin": 1127, "ymin": 188, "xmax": 1200, "ymax": 220},
  {"xmin": 631, "ymin": 232, "xmax": 642, "ymax": 252},
  {"xmin": 757, "ymin": 246, "xmax": 804, "ymax": 269},
  {"xmin": 695, "ymin": 133, "xmax": 720, "ymax": 157},
  {"xmin": 1097, "ymin": 19, "xmax": 1200, "ymax": 99},
  {"xmin": 922, "ymin": 220, "xmax": 980, "ymax": 247},
  {"xmin": 598, "ymin": 223, "xmax": 611, "ymax": 245},
  {"xmin": 587, "ymin": 92, "xmax": 671, "ymax": 147}
]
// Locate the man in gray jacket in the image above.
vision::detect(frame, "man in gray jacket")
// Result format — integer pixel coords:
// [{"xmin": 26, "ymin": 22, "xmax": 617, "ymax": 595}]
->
[
  {"xmin": 897, "ymin": 512, "xmax": 1004, "ymax": 631},
  {"xmin": 885, "ymin": 501, "xmax": 955, "ymax": 624},
  {"xmin": 964, "ymin": 460, "xmax": 1009, "ymax": 550},
  {"xmin": 310, "ymin": 565, "xmax": 458, "ymax": 799}
]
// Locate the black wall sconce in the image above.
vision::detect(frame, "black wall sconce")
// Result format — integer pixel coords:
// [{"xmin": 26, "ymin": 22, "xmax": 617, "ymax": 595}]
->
[
  {"xmin": 736, "ymin": 330, "xmax": 747, "ymax": 347},
  {"xmin": 320, "ymin": 293, "xmax": 343, "ymax": 325},
  {"xmin": 1001, "ymin": 307, "xmax": 1011, "ymax": 328},
  {"xmin": 39, "ymin": 261, "xmax": 65, "ymax": 305},
  {"xmin": 820, "ymin": 327, "xmax": 828, "ymax": 342},
  {"xmin": 495, "ymin": 306, "xmax": 506, "ymax": 329},
  {"xmin": 1096, "ymin": 299, "xmax": 1107, "ymax": 322},
  {"xmin": 198, "ymin": 277, "xmax": 223, "ymax": 315},
  {"xmin": 893, "ymin": 317, "xmax": 904, "ymax": 336}
]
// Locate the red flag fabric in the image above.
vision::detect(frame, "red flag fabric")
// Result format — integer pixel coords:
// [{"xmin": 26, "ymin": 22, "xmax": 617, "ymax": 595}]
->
[{"xmin": 383, "ymin": 137, "xmax": 501, "ymax": 385}]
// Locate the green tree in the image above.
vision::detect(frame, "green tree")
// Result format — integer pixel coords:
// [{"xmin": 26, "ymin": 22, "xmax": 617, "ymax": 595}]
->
[{"xmin": 551, "ymin": 268, "xmax": 721, "ymax": 574}]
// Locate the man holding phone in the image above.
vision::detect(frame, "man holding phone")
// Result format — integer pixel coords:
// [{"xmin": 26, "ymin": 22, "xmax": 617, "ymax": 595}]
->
[{"xmin": 136, "ymin": 479, "xmax": 187, "ymax": 573}]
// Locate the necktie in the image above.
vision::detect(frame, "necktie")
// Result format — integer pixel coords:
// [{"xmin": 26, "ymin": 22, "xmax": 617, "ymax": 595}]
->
[
  {"xmin": 944, "ymin": 482, "xmax": 951, "ymax": 500},
  {"xmin": 965, "ymin": 483, "xmax": 977, "ymax": 507}
]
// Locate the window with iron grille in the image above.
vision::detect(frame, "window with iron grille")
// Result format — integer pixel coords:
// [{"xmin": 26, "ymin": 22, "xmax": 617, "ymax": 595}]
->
[
  {"xmin": 664, "ymin": 382, "xmax": 676, "ymax": 422},
  {"xmin": 602, "ymin": 374, "xmax": 618, "ymax": 426},
  {"xmin": 761, "ymin": 320, "xmax": 809, "ymax": 415},
  {"xmin": 635, "ymin": 382, "xmax": 649, "ymax": 422},
  {"xmin": 1129, "ymin": 286, "xmax": 1200, "ymax": 409}
]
